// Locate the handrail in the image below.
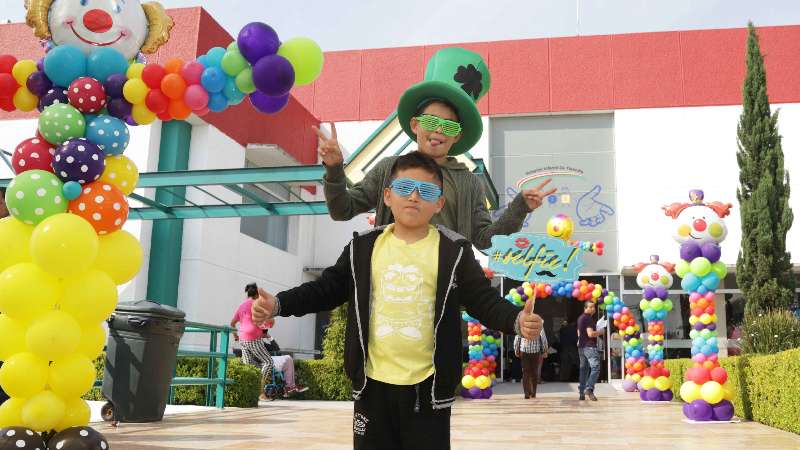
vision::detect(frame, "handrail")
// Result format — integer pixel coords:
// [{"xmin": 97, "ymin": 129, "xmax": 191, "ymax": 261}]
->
[{"xmin": 168, "ymin": 321, "xmax": 234, "ymax": 409}]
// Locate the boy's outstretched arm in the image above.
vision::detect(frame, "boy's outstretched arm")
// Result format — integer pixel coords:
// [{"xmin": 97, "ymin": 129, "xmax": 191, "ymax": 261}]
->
[
  {"xmin": 457, "ymin": 245, "xmax": 543, "ymax": 339},
  {"xmin": 252, "ymin": 244, "xmax": 353, "ymax": 323}
]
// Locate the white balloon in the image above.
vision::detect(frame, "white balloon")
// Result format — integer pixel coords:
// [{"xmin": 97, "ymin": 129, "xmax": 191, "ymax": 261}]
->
[
  {"xmin": 48, "ymin": 0, "xmax": 149, "ymax": 60},
  {"xmin": 672, "ymin": 204, "xmax": 728, "ymax": 245},
  {"xmin": 636, "ymin": 262, "xmax": 674, "ymax": 289}
]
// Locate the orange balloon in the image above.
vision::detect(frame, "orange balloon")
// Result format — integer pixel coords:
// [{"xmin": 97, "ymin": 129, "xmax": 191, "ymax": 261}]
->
[
  {"xmin": 67, "ymin": 182, "xmax": 129, "ymax": 235},
  {"xmin": 164, "ymin": 58, "xmax": 184, "ymax": 74},
  {"xmin": 161, "ymin": 73, "xmax": 187, "ymax": 100},
  {"xmin": 168, "ymin": 100, "xmax": 192, "ymax": 120}
]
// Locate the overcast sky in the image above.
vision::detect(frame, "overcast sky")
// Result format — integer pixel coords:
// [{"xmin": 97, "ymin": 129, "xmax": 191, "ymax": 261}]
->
[{"xmin": 1, "ymin": 0, "xmax": 799, "ymax": 51}]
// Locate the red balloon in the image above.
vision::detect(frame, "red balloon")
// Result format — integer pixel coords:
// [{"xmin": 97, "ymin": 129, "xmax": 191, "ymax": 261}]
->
[
  {"xmin": 0, "ymin": 55, "xmax": 17, "ymax": 74},
  {"xmin": 0, "ymin": 73, "xmax": 17, "ymax": 97},
  {"xmin": 68, "ymin": 77, "xmax": 107, "ymax": 113},
  {"xmin": 142, "ymin": 64, "xmax": 166, "ymax": 89},
  {"xmin": 12, "ymin": 137, "xmax": 56, "ymax": 174},
  {"xmin": 0, "ymin": 96, "xmax": 14, "ymax": 112},
  {"xmin": 145, "ymin": 89, "xmax": 169, "ymax": 114},
  {"xmin": 157, "ymin": 110, "xmax": 173, "ymax": 122},
  {"xmin": 710, "ymin": 367, "xmax": 728, "ymax": 385},
  {"xmin": 686, "ymin": 367, "xmax": 711, "ymax": 385}
]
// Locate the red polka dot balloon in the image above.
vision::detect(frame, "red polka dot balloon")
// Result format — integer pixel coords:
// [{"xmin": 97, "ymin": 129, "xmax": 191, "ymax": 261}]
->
[
  {"xmin": 68, "ymin": 181, "xmax": 129, "ymax": 235},
  {"xmin": 11, "ymin": 137, "xmax": 56, "ymax": 174},
  {"xmin": 68, "ymin": 77, "xmax": 107, "ymax": 114}
]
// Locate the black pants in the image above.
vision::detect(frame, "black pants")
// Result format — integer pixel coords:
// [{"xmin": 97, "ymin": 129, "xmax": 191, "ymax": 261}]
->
[
  {"xmin": 353, "ymin": 377, "xmax": 451, "ymax": 450},
  {"xmin": 521, "ymin": 352, "xmax": 542, "ymax": 398}
]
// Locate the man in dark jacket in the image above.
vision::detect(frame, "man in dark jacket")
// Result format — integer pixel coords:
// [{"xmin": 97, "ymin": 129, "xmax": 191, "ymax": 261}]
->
[{"xmin": 253, "ymin": 152, "xmax": 543, "ymax": 450}]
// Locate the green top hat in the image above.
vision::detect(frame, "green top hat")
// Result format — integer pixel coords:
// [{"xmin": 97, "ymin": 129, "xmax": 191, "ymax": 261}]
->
[{"xmin": 398, "ymin": 47, "xmax": 491, "ymax": 156}]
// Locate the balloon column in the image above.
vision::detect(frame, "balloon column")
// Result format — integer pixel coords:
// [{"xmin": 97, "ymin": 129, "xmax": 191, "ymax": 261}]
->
[
  {"xmin": 460, "ymin": 312, "xmax": 500, "ymax": 399},
  {"xmin": 664, "ymin": 190, "xmax": 735, "ymax": 421},
  {"xmin": 600, "ymin": 293, "xmax": 646, "ymax": 391},
  {"xmin": 633, "ymin": 255, "xmax": 675, "ymax": 401},
  {"xmin": 0, "ymin": 1, "xmax": 325, "ymax": 443}
]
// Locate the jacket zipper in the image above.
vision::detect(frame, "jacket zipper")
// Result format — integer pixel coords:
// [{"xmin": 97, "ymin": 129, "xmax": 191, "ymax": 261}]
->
[{"xmin": 430, "ymin": 246, "xmax": 463, "ymax": 409}]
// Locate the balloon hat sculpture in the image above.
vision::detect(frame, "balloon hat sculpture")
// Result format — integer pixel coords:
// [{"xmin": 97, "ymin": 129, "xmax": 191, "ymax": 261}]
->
[
  {"xmin": 664, "ymin": 190, "xmax": 736, "ymax": 421},
  {"xmin": 632, "ymin": 255, "xmax": 675, "ymax": 401},
  {"xmin": 0, "ymin": 1, "xmax": 324, "ymax": 445}
]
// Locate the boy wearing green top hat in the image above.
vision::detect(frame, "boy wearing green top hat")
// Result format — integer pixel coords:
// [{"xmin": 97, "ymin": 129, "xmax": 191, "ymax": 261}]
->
[{"xmin": 316, "ymin": 47, "xmax": 555, "ymax": 250}]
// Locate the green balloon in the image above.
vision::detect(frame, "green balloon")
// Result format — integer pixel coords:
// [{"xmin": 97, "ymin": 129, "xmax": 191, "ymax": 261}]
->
[
  {"xmin": 277, "ymin": 37, "xmax": 324, "ymax": 86},
  {"xmin": 690, "ymin": 257, "xmax": 712, "ymax": 277},
  {"xmin": 639, "ymin": 299, "xmax": 649, "ymax": 311},
  {"xmin": 227, "ymin": 42, "xmax": 239, "ymax": 52},
  {"xmin": 651, "ymin": 298, "xmax": 664, "ymax": 311},
  {"xmin": 689, "ymin": 329, "xmax": 699, "ymax": 339},
  {"xmin": 711, "ymin": 261, "xmax": 728, "ymax": 279},
  {"xmin": 39, "ymin": 104, "xmax": 86, "ymax": 145},
  {"xmin": 664, "ymin": 299, "xmax": 673, "ymax": 311},
  {"xmin": 675, "ymin": 259, "xmax": 690, "ymax": 277},
  {"xmin": 221, "ymin": 48, "xmax": 249, "ymax": 77},
  {"xmin": 4, "ymin": 170, "xmax": 66, "ymax": 225},
  {"xmin": 235, "ymin": 68, "xmax": 257, "ymax": 94}
]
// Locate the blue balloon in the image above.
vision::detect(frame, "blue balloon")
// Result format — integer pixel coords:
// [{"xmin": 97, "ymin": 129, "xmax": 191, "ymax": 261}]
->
[
  {"xmin": 87, "ymin": 48, "xmax": 129, "ymax": 83},
  {"xmin": 201, "ymin": 67, "xmax": 227, "ymax": 93},
  {"xmin": 681, "ymin": 273, "xmax": 701, "ymax": 292},
  {"xmin": 702, "ymin": 273, "xmax": 720, "ymax": 290},
  {"xmin": 197, "ymin": 55, "xmax": 210, "ymax": 67},
  {"xmin": 205, "ymin": 47, "xmax": 227, "ymax": 67},
  {"xmin": 208, "ymin": 92, "xmax": 229, "ymax": 112},
  {"xmin": 697, "ymin": 285, "xmax": 708, "ymax": 295},
  {"xmin": 632, "ymin": 350, "xmax": 641, "ymax": 358},
  {"xmin": 701, "ymin": 345, "xmax": 713, "ymax": 356},
  {"xmin": 62, "ymin": 181, "xmax": 82, "ymax": 200},
  {"xmin": 44, "ymin": 45, "xmax": 87, "ymax": 87},
  {"xmin": 223, "ymin": 77, "xmax": 245, "ymax": 105},
  {"xmin": 643, "ymin": 310, "xmax": 654, "ymax": 321},
  {"xmin": 86, "ymin": 115, "xmax": 130, "ymax": 155}
]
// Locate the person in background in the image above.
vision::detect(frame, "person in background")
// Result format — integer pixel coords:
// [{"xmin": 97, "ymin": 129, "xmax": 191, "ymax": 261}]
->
[
  {"xmin": 514, "ymin": 328, "xmax": 548, "ymax": 399},
  {"xmin": 231, "ymin": 283, "xmax": 307, "ymax": 400},
  {"xmin": 577, "ymin": 302, "xmax": 603, "ymax": 401}
]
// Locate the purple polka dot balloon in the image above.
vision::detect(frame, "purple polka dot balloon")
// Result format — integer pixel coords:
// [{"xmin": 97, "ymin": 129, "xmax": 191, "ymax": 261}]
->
[
  {"xmin": 52, "ymin": 138, "xmax": 105, "ymax": 185},
  {"xmin": 38, "ymin": 86, "xmax": 69, "ymax": 111}
]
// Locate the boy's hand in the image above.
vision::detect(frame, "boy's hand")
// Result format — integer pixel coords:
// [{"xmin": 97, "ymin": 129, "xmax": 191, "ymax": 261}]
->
[
  {"xmin": 522, "ymin": 178, "xmax": 557, "ymax": 211},
  {"xmin": 518, "ymin": 297, "xmax": 543, "ymax": 340},
  {"xmin": 252, "ymin": 288, "xmax": 278, "ymax": 324},
  {"xmin": 314, "ymin": 122, "xmax": 344, "ymax": 167}
]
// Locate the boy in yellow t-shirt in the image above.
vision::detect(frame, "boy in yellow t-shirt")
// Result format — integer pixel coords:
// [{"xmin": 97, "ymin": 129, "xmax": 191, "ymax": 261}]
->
[{"xmin": 253, "ymin": 151, "xmax": 543, "ymax": 450}]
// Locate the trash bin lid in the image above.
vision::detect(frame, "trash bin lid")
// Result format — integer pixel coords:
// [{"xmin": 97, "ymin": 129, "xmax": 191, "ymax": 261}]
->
[{"xmin": 114, "ymin": 300, "xmax": 186, "ymax": 320}]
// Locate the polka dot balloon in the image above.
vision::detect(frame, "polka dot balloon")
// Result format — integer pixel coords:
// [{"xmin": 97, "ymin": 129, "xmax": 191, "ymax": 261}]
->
[
  {"xmin": 4, "ymin": 170, "xmax": 66, "ymax": 225},
  {"xmin": 38, "ymin": 103, "xmax": 86, "ymax": 145},
  {"xmin": 38, "ymin": 86, "xmax": 69, "ymax": 111},
  {"xmin": 0, "ymin": 427, "xmax": 46, "ymax": 449},
  {"xmin": 86, "ymin": 115, "xmax": 130, "ymax": 156},
  {"xmin": 68, "ymin": 181, "xmax": 129, "ymax": 235},
  {"xmin": 11, "ymin": 137, "xmax": 56, "ymax": 174},
  {"xmin": 68, "ymin": 77, "xmax": 107, "ymax": 114},
  {"xmin": 99, "ymin": 155, "xmax": 139, "ymax": 195},
  {"xmin": 48, "ymin": 426, "xmax": 109, "ymax": 450},
  {"xmin": 52, "ymin": 138, "xmax": 106, "ymax": 185}
]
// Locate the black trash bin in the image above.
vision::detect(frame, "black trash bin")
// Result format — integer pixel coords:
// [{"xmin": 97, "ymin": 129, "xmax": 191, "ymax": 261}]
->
[{"xmin": 102, "ymin": 300, "xmax": 186, "ymax": 423}]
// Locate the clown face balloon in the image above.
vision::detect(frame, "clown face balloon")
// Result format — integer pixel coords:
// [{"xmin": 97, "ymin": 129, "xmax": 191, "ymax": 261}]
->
[
  {"xmin": 634, "ymin": 255, "xmax": 674, "ymax": 289},
  {"xmin": 26, "ymin": 0, "xmax": 174, "ymax": 60},
  {"xmin": 663, "ymin": 190, "xmax": 732, "ymax": 245}
]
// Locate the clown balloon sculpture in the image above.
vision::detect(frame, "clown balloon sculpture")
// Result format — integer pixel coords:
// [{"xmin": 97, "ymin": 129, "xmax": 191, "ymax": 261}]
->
[
  {"xmin": 664, "ymin": 190, "xmax": 736, "ymax": 422},
  {"xmin": 0, "ymin": 1, "xmax": 324, "ymax": 446},
  {"xmin": 631, "ymin": 255, "xmax": 675, "ymax": 401}
]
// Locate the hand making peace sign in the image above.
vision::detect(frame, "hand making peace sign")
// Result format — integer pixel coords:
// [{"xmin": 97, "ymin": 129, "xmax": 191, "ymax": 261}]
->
[
  {"xmin": 522, "ymin": 178, "xmax": 558, "ymax": 211},
  {"xmin": 313, "ymin": 122, "xmax": 344, "ymax": 167}
]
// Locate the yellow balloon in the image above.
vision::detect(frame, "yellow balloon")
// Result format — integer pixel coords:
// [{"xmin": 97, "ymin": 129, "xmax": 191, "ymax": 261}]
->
[
  {"xmin": 93, "ymin": 230, "xmax": 143, "ymax": 285},
  {"xmin": 700, "ymin": 380, "xmax": 724, "ymax": 404},
  {"xmin": 13, "ymin": 87, "xmax": 38, "ymax": 112},
  {"xmin": 126, "ymin": 62, "xmax": 145, "ymax": 79},
  {"xmin": 123, "ymin": 78, "xmax": 149, "ymax": 105},
  {"xmin": 30, "ymin": 213, "xmax": 99, "ymax": 278},
  {"xmin": 0, "ymin": 352, "xmax": 48, "ymax": 398},
  {"xmin": 461, "ymin": 375, "xmax": 475, "ymax": 389},
  {"xmin": 48, "ymin": 354, "xmax": 96, "ymax": 398},
  {"xmin": 55, "ymin": 397, "xmax": 91, "ymax": 431},
  {"xmin": 655, "ymin": 376, "xmax": 672, "ymax": 391},
  {"xmin": 76, "ymin": 324, "xmax": 107, "ymax": 359},
  {"xmin": 631, "ymin": 373, "xmax": 642, "ymax": 382},
  {"xmin": 639, "ymin": 376, "xmax": 655, "ymax": 390},
  {"xmin": 475, "ymin": 375, "xmax": 490, "ymax": 389},
  {"xmin": 131, "ymin": 103, "xmax": 156, "ymax": 125},
  {"xmin": 26, "ymin": 310, "xmax": 81, "ymax": 361},
  {"xmin": 0, "ymin": 315, "xmax": 27, "ymax": 360},
  {"xmin": 12, "ymin": 59, "xmax": 37, "ymax": 85},
  {"xmin": 689, "ymin": 315, "xmax": 698, "ymax": 326},
  {"xmin": 0, "ymin": 262, "xmax": 60, "ymax": 321},
  {"xmin": 0, "ymin": 398, "xmax": 26, "ymax": 428},
  {"xmin": 680, "ymin": 381, "xmax": 701, "ymax": 403},
  {"xmin": 0, "ymin": 217, "xmax": 34, "ymax": 273},
  {"xmin": 22, "ymin": 390, "xmax": 65, "ymax": 432},
  {"xmin": 60, "ymin": 269, "xmax": 118, "ymax": 324},
  {"xmin": 100, "ymin": 155, "xmax": 140, "ymax": 195}
]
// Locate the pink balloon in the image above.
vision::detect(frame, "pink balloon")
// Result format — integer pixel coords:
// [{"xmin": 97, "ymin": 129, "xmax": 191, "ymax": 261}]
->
[
  {"xmin": 692, "ymin": 353, "xmax": 706, "ymax": 363},
  {"xmin": 613, "ymin": 313, "xmax": 621, "ymax": 320},
  {"xmin": 195, "ymin": 107, "xmax": 210, "ymax": 116},
  {"xmin": 182, "ymin": 61, "xmax": 206, "ymax": 85},
  {"xmin": 689, "ymin": 292, "xmax": 702, "ymax": 302},
  {"xmin": 622, "ymin": 307, "xmax": 630, "ymax": 314},
  {"xmin": 184, "ymin": 85, "xmax": 210, "ymax": 110}
]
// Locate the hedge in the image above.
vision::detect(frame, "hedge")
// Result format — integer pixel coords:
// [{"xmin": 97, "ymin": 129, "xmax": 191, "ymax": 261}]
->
[
  {"xmin": 293, "ymin": 305, "xmax": 353, "ymax": 401},
  {"xmin": 83, "ymin": 355, "xmax": 262, "ymax": 408},
  {"xmin": 663, "ymin": 348, "xmax": 800, "ymax": 435}
]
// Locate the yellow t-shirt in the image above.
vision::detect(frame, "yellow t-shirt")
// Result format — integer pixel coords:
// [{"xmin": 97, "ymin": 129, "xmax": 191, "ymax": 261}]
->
[{"xmin": 366, "ymin": 225, "xmax": 440, "ymax": 385}]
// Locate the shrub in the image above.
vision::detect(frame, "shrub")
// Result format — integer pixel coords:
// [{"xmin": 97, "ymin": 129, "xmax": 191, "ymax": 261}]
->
[
  {"xmin": 741, "ymin": 310, "xmax": 800, "ymax": 354},
  {"xmin": 746, "ymin": 348, "xmax": 800, "ymax": 434}
]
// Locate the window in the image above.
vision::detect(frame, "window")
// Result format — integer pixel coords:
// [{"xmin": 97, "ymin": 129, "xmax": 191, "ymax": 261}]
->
[{"xmin": 239, "ymin": 182, "xmax": 290, "ymax": 251}]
